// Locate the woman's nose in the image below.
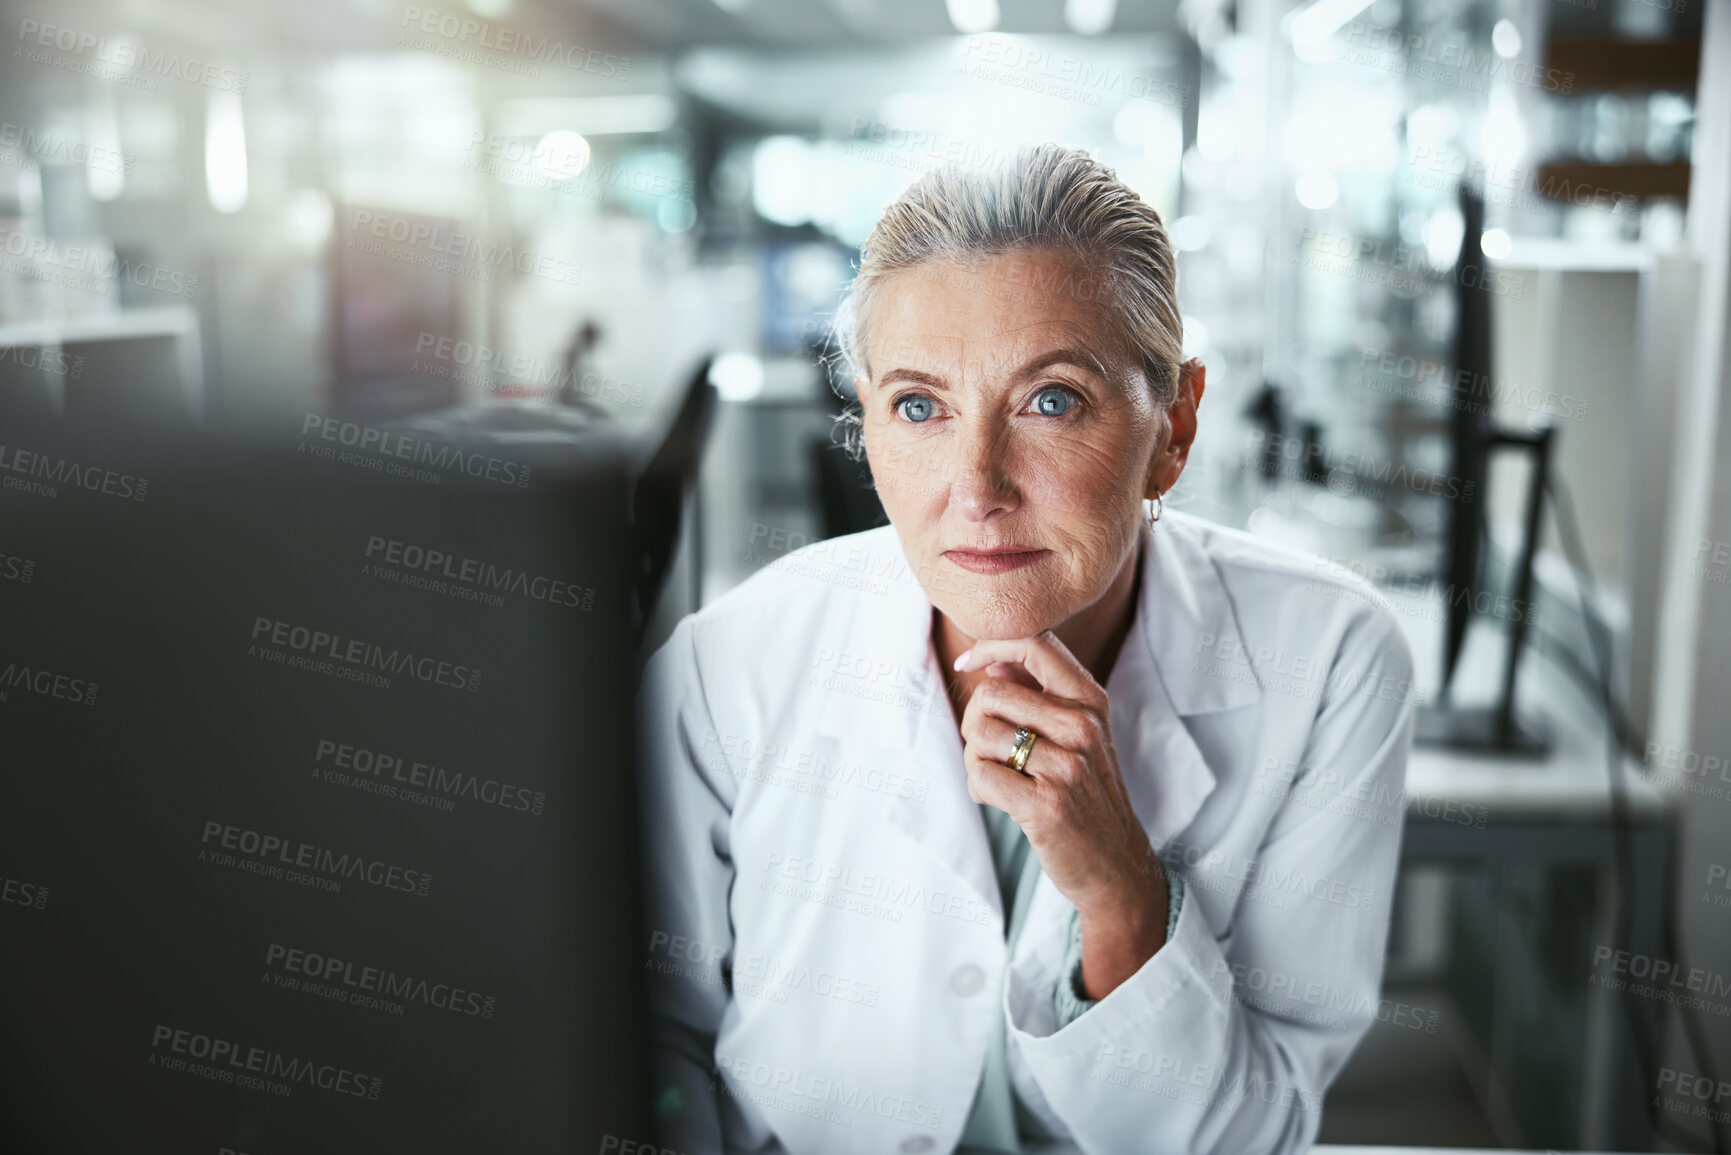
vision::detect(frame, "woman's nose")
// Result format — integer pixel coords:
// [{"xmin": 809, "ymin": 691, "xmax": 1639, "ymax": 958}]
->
[{"xmin": 950, "ymin": 424, "xmax": 1016, "ymax": 519}]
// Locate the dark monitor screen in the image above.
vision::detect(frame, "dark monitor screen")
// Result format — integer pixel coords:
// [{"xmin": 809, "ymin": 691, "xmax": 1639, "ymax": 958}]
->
[
  {"xmin": 1440, "ymin": 183, "xmax": 1495, "ymax": 691},
  {"xmin": 0, "ymin": 425, "xmax": 651, "ymax": 1154}
]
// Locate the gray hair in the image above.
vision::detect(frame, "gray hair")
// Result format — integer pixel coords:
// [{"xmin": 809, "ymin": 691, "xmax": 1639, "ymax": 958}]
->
[{"xmin": 826, "ymin": 142, "xmax": 1183, "ymax": 460}]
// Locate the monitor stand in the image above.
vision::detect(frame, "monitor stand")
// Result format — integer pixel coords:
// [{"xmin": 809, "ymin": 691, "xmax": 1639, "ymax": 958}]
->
[
  {"xmin": 1416, "ymin": 702, "xmax": 1551, "ymax": 757},
  {"xmin": 1417, "ymin": 425, "xmax": 1557, "ymax": 760}
]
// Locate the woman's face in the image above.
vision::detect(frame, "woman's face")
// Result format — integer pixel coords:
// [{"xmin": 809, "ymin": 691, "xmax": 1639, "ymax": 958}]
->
[{"xmin": 856, "ymin": 248, "xmax": 1168, "ymax": 642}]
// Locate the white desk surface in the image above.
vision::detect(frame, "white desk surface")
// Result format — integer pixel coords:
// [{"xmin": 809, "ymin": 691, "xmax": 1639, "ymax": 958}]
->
[
  {"xmin": 1315, "ymin": 1148, "xmax": 1633, "ymax": 1154},
  {"xmin": 1382, "ymin": 584, "xmax": 1671, "ymax": 820},
  {"xmin": 0, "ymin": 304, "xmax": 198, "ymax": 347},
  {"xmin": 1018, "ymin": 1146, "xmax": 1631, "ymax": 1154}
]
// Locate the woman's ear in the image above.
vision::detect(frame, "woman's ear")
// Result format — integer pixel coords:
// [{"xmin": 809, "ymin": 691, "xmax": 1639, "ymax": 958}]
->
[
  {"xmin": 1180, "ymin": 357, "xmax": 1207, "ymax": 411},
  {"xmin": 1149, "ymin": 359, "xmax": 1206, "ymax": 499}
]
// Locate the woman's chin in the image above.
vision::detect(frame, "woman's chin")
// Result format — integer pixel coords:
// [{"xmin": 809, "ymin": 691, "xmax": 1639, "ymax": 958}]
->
[
  {"xmin": 920, "ymin": 558, "xmax": 1079, "ymax": 640},
  {"xmin": 937, "ymin": 599, "xmax": 1063, "ymax": 643}
]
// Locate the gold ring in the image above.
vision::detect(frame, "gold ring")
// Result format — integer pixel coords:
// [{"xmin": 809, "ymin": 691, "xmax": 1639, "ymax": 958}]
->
[{"xmin": 1006, "ymin": 726, "xmax": 1038, "ymax": 773}]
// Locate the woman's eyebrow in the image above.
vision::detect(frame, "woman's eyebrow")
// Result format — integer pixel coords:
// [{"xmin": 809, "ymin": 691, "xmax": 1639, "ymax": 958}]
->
[
  {"xmin": 875, "ymin": 349, "xmax": 1109, "ymax": 390},
  {"xmin": 1017, "ymin": 347, "xmax": 1110, "ymax": 380},
  {"xmin": 878, "ymin": 367, "xmax": 948, "ymax": 389}
]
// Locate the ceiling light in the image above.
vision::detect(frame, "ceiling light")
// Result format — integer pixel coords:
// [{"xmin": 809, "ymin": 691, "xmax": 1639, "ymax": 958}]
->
[
  {"xmin": 1491, "ymin": 19, "xmax": 1522, "ymax": 59},
  {"xmin": 946, "ymin": 0, "xmax": 1001, "ymax": 34},
  {"xmin": 1065, "ymin": 0, "xmax": 1116, "ymax": 35}
]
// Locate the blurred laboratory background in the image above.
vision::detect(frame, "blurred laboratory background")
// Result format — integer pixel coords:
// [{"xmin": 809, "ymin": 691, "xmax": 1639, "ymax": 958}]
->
[{"xmin": 1, "ymin": 0, "xmax": 1728, "ymax": 1148}]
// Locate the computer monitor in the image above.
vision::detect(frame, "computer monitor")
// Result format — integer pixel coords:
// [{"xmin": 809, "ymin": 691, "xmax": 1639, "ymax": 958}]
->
[
  {"xmin": 1418, "ymin": 183, "xmax": 1552, "ymax": 756},
  {"xmin": 1439, "ymin": 182, "xmax": 1495, "ymax": 696},
  {"xmin": 0, "ymin": 422, "xmax": 651, "ymax": 1153}
]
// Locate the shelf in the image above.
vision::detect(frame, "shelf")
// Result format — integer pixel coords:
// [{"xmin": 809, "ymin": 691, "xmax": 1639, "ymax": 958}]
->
[
  {"xmin": 1543, "ymin": 37, "xmax": 1700, "ymax": 91},
  {"xmin": 1488, "ymin": 237, "xmax": 1655, "ymax": 272},
  {"xmin": 1533, "ymin": 160, "xmax": 1690, "ymax": 204}
]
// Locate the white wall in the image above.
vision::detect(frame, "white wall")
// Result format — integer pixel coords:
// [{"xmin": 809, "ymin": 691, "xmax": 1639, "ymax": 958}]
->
[{"xmin": 1653, "ymin": 0, "xmax": 1731, "ymax": 1113}]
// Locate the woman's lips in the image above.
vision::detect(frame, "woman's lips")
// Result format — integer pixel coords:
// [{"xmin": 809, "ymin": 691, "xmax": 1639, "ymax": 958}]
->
[{"xmin": 942, "ymin": 548, "xmax": 1051, "ymax": 575}]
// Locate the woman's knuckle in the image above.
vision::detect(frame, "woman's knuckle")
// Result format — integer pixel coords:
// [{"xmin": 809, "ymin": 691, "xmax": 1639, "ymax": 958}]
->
[
  {"xmin": 1046, "ymin": 747, "xmax": 1082, "ymax": 781},
  {"xmin": 1053, "ymin": 712, "xmax": 1090, "ymax": 749}
]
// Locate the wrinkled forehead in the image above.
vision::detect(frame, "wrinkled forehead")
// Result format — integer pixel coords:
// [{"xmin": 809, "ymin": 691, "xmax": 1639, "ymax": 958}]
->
[{"xmin": 860, "ymin": 252, "xmax": 1140, "ymax": 384}]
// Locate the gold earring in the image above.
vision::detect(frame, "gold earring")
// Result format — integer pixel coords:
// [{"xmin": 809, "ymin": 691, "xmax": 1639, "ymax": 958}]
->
[{"xmin": 1145, "ymin": 490, "xmax": 1163, "ymax": 530}]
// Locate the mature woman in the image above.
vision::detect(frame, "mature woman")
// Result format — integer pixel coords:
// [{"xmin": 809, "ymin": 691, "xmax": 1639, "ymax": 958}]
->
[{"xmin": 638, "ymin": 144, "xmax": 1415, "ymax": 1155}]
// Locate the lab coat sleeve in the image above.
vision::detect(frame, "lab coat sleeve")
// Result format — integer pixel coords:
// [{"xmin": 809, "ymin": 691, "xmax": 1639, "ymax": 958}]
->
[
  {"xmin": 1053, "ymin": 870, "xmax": 1185, "ymax": 1025},
  {"xmin": 637, "ymin": 617, "xmax": 758, "ymax": 1154},
  {"xmin": 1004, "ymin": 608, "xmax": 1415, "ymax": 1155}
]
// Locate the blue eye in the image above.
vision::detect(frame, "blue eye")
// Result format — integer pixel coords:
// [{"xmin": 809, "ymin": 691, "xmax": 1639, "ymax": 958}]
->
[
  {"xmin": 897, "ymin": 395, "xmax": 935, "ymax": 423},
  {"xmin": 1032, "ymin": 388, "xmax": 1073, "ymax": 417}
]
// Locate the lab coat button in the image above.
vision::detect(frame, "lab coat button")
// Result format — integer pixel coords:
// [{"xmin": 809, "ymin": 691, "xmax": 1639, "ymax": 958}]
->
[
  {"xmin": 949, "ymin": 964, "xmax": 986, "ymax": 996},
  {"xmin": 899, "ymin": 1137, "xmax": 935, "ymax": 1153}
]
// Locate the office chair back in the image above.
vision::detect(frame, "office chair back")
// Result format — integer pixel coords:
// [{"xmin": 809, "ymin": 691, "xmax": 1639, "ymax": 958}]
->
[{"xmin": 630, "ymin": 356, "xmax": 717, "ymax": 633}]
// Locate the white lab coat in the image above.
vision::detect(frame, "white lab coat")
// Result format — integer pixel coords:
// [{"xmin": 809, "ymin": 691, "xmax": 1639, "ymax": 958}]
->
[{"xmin": 637, "ymin": 510, "xmax": 1415, "ymax": 1155}]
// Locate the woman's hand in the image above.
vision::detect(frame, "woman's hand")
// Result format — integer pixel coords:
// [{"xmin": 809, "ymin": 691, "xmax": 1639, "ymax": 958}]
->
[{"xmin": 955, "ymin": 631, "xmax": 1168, "ymax": 1000}]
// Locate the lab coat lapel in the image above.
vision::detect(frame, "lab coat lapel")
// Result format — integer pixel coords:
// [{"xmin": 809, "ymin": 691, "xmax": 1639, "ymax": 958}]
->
[
  {"xmin": 885, "ymin": 688, "xmax": 1005, "ymax": 925},
  {"xmin": 1020, "ymin": 515, "xmax": 1262, "ymax": 948},
  {"xmin": 812, "ymin": 535, "xmax": 1004, "ymax": 923},
  {"xmin": 1109, "ymin": 645, "xmax": 1216, "ymax": 851},
  {"xmin": 1114, "ymin": 512, "xmax": 1262, "ymax": 847}
]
